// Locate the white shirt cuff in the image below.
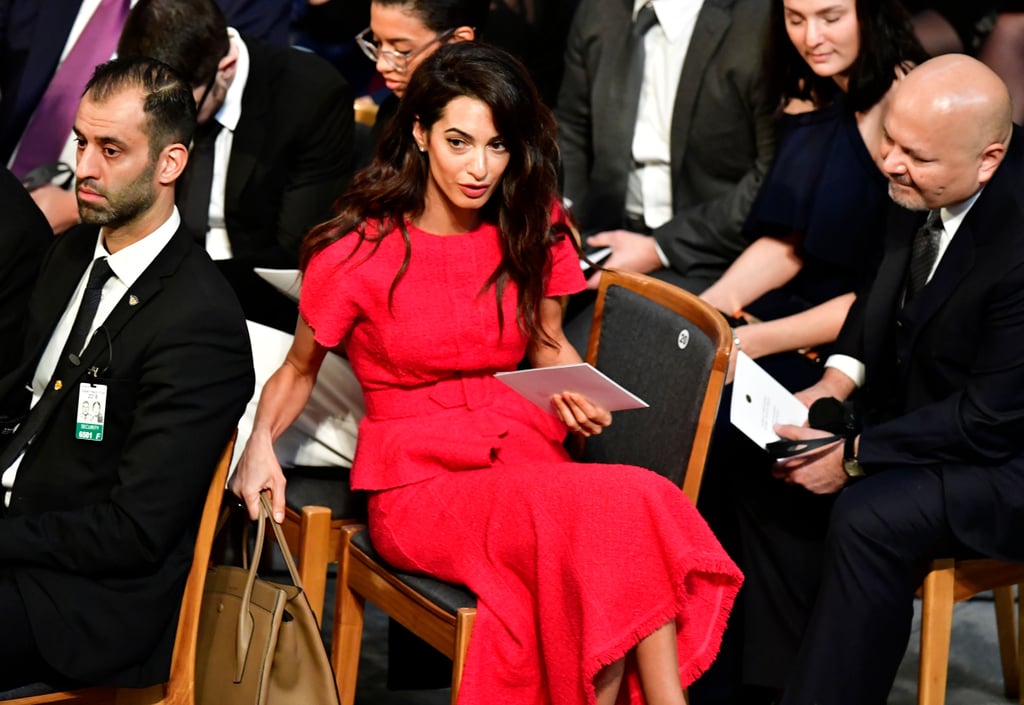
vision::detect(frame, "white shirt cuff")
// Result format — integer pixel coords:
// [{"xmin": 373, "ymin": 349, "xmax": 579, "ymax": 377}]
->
[
  {"xmin": 653, "ymin": 240, "xmax": 670, "ymax": 268},
  {"xmin": 824, "ymin": 354, "xmax": 865, "ymax": 388}
]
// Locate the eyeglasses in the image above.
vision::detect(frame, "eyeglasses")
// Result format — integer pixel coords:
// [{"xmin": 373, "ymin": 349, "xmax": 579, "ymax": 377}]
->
[{"xmin": 355, "ymin": 26, "xmax": 457, "ymax": 73}]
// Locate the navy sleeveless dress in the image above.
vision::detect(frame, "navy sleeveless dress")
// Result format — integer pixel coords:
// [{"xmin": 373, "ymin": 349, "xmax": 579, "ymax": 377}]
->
[{"xmin": 697, "ymin": 94, "xmax": 894, "ymax": 692}]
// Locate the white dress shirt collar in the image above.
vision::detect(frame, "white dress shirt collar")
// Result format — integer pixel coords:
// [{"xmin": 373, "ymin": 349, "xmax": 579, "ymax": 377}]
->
[
  {"xmin": 96, "ymin": 207, "xmax": 181, "ymax": 288},
  {"xmin": 634, "ymin": 0, "xmax": 703, "ymax": 41},
  {"xmin": 937, "ymin": 187, "xmax": 983, "ymax": 238},
  {"xmin": 213, "ymin": 29, "xmax": 251, "ymax": 134}
]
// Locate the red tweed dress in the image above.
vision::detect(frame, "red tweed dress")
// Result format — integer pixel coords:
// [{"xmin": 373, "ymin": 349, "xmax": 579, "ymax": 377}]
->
[{"xmin": 300, "ymin": 219, "xmax": 742, "ymax": 705}]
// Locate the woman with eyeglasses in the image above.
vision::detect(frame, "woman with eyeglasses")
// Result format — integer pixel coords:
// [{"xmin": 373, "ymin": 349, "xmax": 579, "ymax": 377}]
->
[{"xmin": 356, "ymin": 0, "xmax": 488, "ymax": 148}]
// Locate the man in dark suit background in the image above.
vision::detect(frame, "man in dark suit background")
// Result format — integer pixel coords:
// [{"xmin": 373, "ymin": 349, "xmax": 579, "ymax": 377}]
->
[
  {"xmin": 763, "ymin": 55, "xmax": 1024, "ymax": 704},
  {"xmin": 0, "ymin": 0, "xmax": 294, "ymax": 234},
  {"xmin": 117, "ymin": 0, "xmax": 354, "ymax": 332},
  {"xmin": 0, "ymin": 166, "xmax": 50, "ymax": 373},
  {"xmin": 0, "ymin": 57, "xmax": 253, "ymax": 690},
  {"xmin": 555, "ymin": 0, "xmax": 776, "ymax": 290}
]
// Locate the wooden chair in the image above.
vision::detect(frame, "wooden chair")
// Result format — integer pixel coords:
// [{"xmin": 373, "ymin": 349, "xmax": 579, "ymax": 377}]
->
[
  {"xmin": 918, "ymin": 558, "xmax": 1024, "ymax": 705},
  {"xmin": 0, "ymin": 433, "xmax": 237, "ymax": 705},
  {"xmin": 275, "ymin": 467, "xmax": 365, "ymax": 624},
  {"xmin": 331, "ymin": 269, "xmax": 735, "ymax": 704}
]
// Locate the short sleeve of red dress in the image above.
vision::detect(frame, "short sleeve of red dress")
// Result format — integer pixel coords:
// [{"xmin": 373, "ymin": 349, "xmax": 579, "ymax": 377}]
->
[
  {"xmin": 546, "ymin": 233, "xmax": 586, "ymax": 298},
  {"xmin": 299, "ymin": 236, "xmax": 363, "ymax": 348}
]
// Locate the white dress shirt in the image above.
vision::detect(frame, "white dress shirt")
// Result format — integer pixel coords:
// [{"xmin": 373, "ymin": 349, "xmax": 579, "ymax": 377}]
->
[
  {"xmin": 625, "ymin": 0, "xmax": 702, "ymax": 231},
  {"xmin": 204, "ymin": 28, "xmax": 251, "ymax": 261},
  {"xmin": 1, "ymin": 209, "xmax": 181, "ymax": 505},
  {"xmin": 825, "ymin": 189, "xmax": 984, "ymax": 386}
]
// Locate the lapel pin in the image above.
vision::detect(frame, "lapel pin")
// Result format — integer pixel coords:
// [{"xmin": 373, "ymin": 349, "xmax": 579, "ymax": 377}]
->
[
  {"xmin": 129, "ymin": 295, "xmax": 139, "ymax": 306},
  {"xmin": 54, "ymin": 380, "xmax": 63, "ymax": 391}
]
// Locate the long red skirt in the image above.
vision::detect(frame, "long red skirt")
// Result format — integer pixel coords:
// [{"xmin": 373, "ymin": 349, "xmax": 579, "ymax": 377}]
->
[{"xmin": 368, "ymin": 461, "xmax": 742, "ymax": 705}]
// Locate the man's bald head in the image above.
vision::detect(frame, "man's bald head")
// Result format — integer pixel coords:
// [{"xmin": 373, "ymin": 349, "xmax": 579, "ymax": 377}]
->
[
  {"xmin": 883, "ymin": 55, "xmax": 1012, "ymax": 211},
  {"xmin": 898, "ymin": 55, "xmax": 1011, "ymax": 150}
]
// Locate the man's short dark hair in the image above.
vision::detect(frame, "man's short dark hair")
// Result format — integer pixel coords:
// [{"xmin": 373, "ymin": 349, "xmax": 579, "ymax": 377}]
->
[
  {"xmin": 85, "ymin": 57, "xmax": 197, "ymax": 158},
  {"xmin": 117, "ymin": 0, "xmax": 230, "ymax": 89}
]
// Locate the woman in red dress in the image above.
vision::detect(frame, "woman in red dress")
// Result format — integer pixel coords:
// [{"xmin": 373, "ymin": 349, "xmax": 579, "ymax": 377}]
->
[{"xmin": 230, "ymin": 42, "xmax": 742, "ymax": 705}]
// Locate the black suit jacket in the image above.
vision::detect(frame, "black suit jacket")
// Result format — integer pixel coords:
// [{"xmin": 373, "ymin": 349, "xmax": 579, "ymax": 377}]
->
[
  {"xmin": 555, "ymin": 0, "xmax": 777, "ymax": 279},
  {"xmin": 199, "ymin": 36, "xmax": 353, "ymax": 330},
  {"xmin": 836, "ymin": 126, "xmax": 1024, "ymax": 562},
  {"xmin": 214, "ymin": 36, "xmax": 353, "ymax": 269},
  {"xmin": 0, "ymin": 166, "xmax": 49, "ymax": 373},
  {"xmin": 0, "ymin": 223, "xmax": 254, "ymax": 686}
]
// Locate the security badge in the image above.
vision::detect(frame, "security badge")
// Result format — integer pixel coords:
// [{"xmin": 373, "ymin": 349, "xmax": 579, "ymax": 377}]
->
[{"xmin": 75, "ymin": 382, "xmax": 107, "ymax": 441}]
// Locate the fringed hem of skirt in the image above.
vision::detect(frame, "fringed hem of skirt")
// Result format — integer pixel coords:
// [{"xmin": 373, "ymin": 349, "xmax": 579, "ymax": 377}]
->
[{"xmin": 583, "ymin": 554, "xmax": 744, "ymax": 704}]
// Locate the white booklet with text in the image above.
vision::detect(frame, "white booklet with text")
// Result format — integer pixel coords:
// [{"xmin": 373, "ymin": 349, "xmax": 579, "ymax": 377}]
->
[
  {"xmin": 495, "ymin": 363, "xmax": 648, "ymax": 417},
  {"xmin": 729, "ymin": 351, "xmax": 808, "ymax": 449}
]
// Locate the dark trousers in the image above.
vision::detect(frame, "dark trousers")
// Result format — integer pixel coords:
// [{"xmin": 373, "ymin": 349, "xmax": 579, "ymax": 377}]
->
[
  {"xmin": 691, "ymin": 355, "xmax": 831, "ymax": 705},
  {"xmin": 779, "ymin": 466, "xmax": 973, "ymax": 705},
  {"xmin": 0, "ymin": 572, "xmax": 55, "ymax": 690}
]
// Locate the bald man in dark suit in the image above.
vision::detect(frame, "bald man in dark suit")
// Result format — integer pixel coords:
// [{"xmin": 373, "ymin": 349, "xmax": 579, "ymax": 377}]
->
[{"xmin": 768, "ymin": 55, "xmax": 1024, "ymax": 704}]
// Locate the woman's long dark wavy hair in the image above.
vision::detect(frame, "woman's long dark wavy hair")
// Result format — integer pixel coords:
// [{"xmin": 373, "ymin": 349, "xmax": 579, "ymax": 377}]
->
[
  {"xmin": 766, "ymin": 0, "xmax": 927, "ymax": 113},
  {"xmin": 301, "ymin": 42, "xmax": 570, "ymax": 346}
]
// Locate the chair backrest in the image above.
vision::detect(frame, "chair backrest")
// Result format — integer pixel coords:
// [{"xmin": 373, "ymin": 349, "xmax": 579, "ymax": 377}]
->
[
  {"xmin": 163, "ymin": 431, "xmax": 236, "ymax": 703},
  {"xmin": 577, "ymin": 270, "xmax": 733, "ymax": 503}
]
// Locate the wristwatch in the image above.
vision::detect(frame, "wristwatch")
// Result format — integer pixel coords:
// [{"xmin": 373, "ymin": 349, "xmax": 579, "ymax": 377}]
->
[{"xmin": 843, "ymin": 435, "xmax": 865, "ymax": 478}]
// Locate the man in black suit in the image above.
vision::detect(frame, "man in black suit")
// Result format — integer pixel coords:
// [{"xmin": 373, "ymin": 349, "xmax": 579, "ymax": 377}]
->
[
  {"xmin": 117, "ymin": 0, "xmax": 354, "ymax": 332},
  {"xmin": 0, "ymin": 57, "xmax": 253, "ymax": 690},
  {"xmin": 0, "ymin": 167, "xmax": 50, "ymax": 373},
  {"xmin": 766, "ymin": 55, "xmax": 1024, "ymax": 704},
  {"xmin": 556, "ymin": 0, "xmax": 776, "ymax": 292}
]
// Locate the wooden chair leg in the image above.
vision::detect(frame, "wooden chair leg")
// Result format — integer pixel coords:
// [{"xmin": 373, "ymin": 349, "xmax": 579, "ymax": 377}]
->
[
  {"xmin": 918, "ymin": 559, "xmax": 956, "ymax": 705},
  {"xmin": 334, "ymin": 527, "xmax": 367, "ymax": 705},
  {"xmin": 296, "ymin": 505, "xmax": 333, "ymax": 624},
  {"xmin": 994, "ymin": 585, "xmax": 1019, "ymax": 699},
  {"xmin": 450, "ymin": 608, "xmax": 476, "ymax": 705}
]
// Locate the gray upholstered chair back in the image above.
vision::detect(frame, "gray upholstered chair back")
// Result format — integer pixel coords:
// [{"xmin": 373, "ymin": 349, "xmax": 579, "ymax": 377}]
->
[{"xmin": 578, "ymin": 270, "xmax": 733, "ymax": 502}]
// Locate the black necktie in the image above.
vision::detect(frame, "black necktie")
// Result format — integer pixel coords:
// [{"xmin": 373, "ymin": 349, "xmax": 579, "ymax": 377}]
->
[
  {"xmin": 63, "ymin": 257, "xmax": 114, "ymax": 360},
  {"xmin": 633, "ymin": 4, "xmax": 660, "ymax": 57},
  {"xmin": 179, "ymin": 119, "xmax": 223, "ymax": 243},
  {"xmin": 622, "ymin": 4, "xmax": 660, "ymax": 145},
  {"xmin": 0, "ymin": 257, "xmax": 115, "ymax": 492},
  {"xmin": 905, "ymin": 212, "xmax": 943, "ymax": 304}
]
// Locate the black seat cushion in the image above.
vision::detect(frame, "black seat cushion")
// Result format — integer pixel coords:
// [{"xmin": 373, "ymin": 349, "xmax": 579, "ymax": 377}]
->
[
  {"xmin": 283, "ymin": 465, "xmax": 367, "ymax": 521},
  {"xmin": 350, "ymin": 530, "xmax": 476, "ymax": 614},
  {"xmin": 0, "ymin": 680, "xmax": 80, "ymax": 700}
]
